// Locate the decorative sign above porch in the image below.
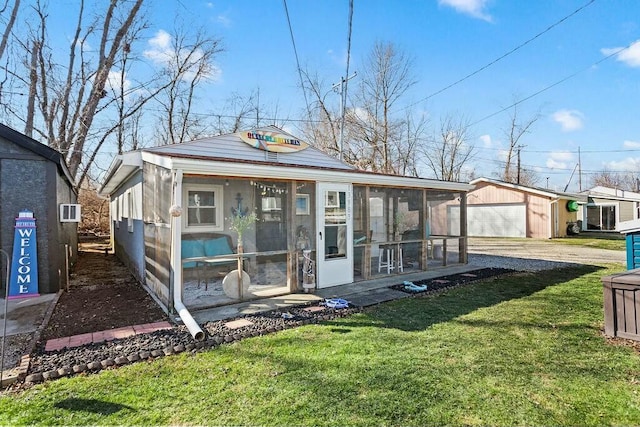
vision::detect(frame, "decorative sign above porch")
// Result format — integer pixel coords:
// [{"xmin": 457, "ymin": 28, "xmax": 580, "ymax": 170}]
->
[{"xmin": 239, "ymin": 130, "xmax": 309, "ymax": 153}]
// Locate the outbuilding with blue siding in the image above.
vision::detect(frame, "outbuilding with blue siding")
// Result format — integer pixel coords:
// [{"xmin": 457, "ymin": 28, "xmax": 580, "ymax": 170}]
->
[{"xmin": 619, "ymin": 219, "xmax": 640, "ymax": 270}]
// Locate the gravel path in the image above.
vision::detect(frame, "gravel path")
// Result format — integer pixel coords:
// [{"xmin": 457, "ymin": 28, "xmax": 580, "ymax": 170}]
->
[
  {"xmin": 468, "ymin": 253, "xmax": 578, "ymax": 272},
  {"xmin": 467, "ymin": 238, "xmax": 625, "ymax": 271}
]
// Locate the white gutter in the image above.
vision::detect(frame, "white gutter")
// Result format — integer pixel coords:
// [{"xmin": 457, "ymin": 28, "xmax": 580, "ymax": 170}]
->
[
  {"xmin": 171, "ymin": 169, "xmax": 205, "ymax": 341},
  {"xmin": 141, "ymin": 152, "xmax": 474, "ymax": 192}
]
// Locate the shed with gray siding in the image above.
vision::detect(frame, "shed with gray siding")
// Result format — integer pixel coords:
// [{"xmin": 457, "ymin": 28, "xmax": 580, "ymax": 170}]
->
[{"xmin": 0, "ymin": 123, "xmax": 78, "ymax": 294}]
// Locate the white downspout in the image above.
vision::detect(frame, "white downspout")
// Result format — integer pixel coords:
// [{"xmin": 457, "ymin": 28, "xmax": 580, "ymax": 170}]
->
[{"xmin": 171, "ymin": 169, "xmax": 205, "ymax": 341}]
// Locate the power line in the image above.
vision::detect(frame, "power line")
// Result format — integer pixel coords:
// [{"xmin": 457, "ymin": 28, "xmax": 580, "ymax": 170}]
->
[
  {"xmin": 468, "ymin": 40, "xmax": 637, "ymax": 127},
  {"xmin": 338, "ymin": 0, "xmax": 354, "ymax": 161},
  {"xmin": 473, "ymin": 146, "xmax": 640, "ymax": 154},
  {"xmin": 396, "ymin": 0, "xmax": 598, "ymax": 114},
  {"xmin": 283, "ymin": 0, "xmax": 311, "ymax": 123}
]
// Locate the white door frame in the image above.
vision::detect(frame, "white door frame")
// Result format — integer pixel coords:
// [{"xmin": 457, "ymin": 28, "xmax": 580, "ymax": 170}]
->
[{"xmin": 316, "ymin": 182, "xmax": 353, "ymax": 288}]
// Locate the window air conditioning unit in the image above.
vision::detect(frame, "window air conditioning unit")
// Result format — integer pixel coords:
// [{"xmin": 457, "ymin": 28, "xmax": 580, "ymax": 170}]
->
[{"xmin": 60, "ymin": 204, "xmax": 81, "ymax": 222}]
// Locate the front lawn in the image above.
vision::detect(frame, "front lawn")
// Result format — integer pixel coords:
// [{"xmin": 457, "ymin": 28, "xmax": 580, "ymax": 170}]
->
[
  {"xmin": 1, "ymin": 264, "xmax": 639, "ymax": 426},
  {"xmin": 551, "ymin": 234, "xmax": 625, "ymax": 251}
]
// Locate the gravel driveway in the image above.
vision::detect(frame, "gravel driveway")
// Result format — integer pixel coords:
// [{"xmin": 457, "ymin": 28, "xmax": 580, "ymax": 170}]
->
[{"xmin": 467, "ymin": 237, "xmax": 626, "ymax": 271}]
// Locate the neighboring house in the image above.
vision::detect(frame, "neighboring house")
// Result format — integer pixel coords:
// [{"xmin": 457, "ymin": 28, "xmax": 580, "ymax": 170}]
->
[
  {"xmin": 99, "ymin": 126, "xmax": 473, "ymax": 338},
  {"xmin": 467, "ymin": 177, "xmax": 585, "ymax": 239},
  {"xmin": 580, "ymin": 186, "xmax": 640, "ymax": 232},
  {"xmin": 0, "ymin": 123, "xmax": 78, "ymax": 295}
]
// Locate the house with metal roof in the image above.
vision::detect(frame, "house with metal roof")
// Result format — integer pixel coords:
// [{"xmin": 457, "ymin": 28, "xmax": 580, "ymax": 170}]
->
[
  {"xmin": 0, "ymin": 123, "xmax": 78, "ymax": 296},
  {"xmin": 99, "ymin": 126, "xmax": 472, "ymax": 339}
]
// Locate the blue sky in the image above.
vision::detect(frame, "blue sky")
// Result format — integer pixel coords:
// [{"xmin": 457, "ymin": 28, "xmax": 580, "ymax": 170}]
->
[{"xmin": 54, "ymin": 1, "xmax": 640, "ymax": 190}]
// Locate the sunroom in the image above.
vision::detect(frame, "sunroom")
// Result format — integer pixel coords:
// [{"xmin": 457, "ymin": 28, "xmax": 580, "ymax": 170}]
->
[{"xmin": 100, "ymin": 127, "xmax": 472, "ymax": 324}]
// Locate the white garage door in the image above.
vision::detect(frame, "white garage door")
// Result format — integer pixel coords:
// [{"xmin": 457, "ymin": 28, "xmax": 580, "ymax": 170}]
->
[{"xmin": 468, "ymin": 204, "xmax": 526, "ymax": 237}]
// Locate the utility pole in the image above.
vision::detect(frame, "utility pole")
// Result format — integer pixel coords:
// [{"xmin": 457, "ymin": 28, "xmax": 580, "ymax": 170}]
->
[
  {"xmin": 516, "ymin": 145, "xmax": 521, "ymax": 184},
  {"xmin": 578, "ymin": 146, "xmax": 582, "ymax": 191},
  {"xmin": 333, "ymin": 72, "xmax": 357, "ymax": 162}
]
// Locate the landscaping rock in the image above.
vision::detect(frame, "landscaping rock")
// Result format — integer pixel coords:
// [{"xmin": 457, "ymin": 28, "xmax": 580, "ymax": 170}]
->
[{"xmin": 14, "ymin": 270, "xmax": 517, "ymax": 388}]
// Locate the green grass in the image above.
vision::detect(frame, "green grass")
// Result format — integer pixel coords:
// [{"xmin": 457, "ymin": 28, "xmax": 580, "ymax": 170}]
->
[
  {"xmin": 550, "ymin": 235, "xmax": 626, "ymax": 251},
  {"xmin": 2, "ymin": 264, "xmax": 640, "ymax": 426}
]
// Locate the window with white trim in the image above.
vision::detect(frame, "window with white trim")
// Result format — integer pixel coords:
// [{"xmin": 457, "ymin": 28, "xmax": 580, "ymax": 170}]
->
[
  {"xmin": 115, "ymin": 197, "xmax": 120, "ymax": 229},
  {"xmin": 127, "ymin": 191, "xmax": 134, "ymax": 232},
  {"xmin": 60, "ymin": 204, "xmax": 81, "ymax": 222},
  {"xmin": 183, "ymin": 184, "xmax": 224, "ymax": 231}
]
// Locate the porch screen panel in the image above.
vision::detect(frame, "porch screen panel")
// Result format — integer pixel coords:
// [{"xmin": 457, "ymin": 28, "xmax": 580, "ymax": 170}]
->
[{"xmin": 142, "ymin": 162, "xmax": 172, "ymax": 303}]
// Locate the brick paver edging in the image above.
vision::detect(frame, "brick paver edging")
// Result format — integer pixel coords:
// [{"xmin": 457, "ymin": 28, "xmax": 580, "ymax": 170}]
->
[{"xmin": 44, "ymin": 322, "xmax": 173, "ymax": 352}]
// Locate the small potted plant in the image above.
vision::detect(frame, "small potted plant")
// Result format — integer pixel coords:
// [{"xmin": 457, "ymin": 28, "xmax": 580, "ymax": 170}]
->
[
  {"xmin": 226, "ymin": 210, "xmax": 257, "ymax": 299},
  {"xmin": 229, "ymin": 210, "xmax": 257, "ymax": 254}
]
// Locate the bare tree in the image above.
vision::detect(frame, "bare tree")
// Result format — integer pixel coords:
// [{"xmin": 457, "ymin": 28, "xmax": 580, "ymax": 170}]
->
[
  {"xmin": 78, "ymin": 177, "xmax": 110, "ymax": 235},
  {"xmin": 590, "ymin": 169, "xmax": 640, "ymax": 191},
  {"xmin": 18, "ymin": 0, "xmax": 145, "ymax": 179},
  {"xmin": 0, "ymin": 0, "xmax": 20, "ymax": 61},
  {"xmin": 351, "ymin": 41, "xmax": 417, "ymax": 174},
  {"xmin": 388, "ymin": 111, "xmax": 427, "ymax": 177},
  {"xmin": 500, "ymin": 102, "xmax": 540, "ymax": 183},
  {"xmin": 206, "ymin": 88, "xmax": 290, "ymax": 136},
  {"xmin": 423, "ymin": 113, "xmax": 475, "ymax": 181},
  {"xmin": 149, "ymin": 27, "xmax": 222, "ymax": 145},
  {"xmin": 302, "ymin": 42, "xmax": 423, "ymax": 176},
  {"xmin": 298, "ymin": 68, "xmax": 341, "ymax": 155},
  {"xmin": 2, "ymin": 1, "xmax": 226, "ymax": 185}
]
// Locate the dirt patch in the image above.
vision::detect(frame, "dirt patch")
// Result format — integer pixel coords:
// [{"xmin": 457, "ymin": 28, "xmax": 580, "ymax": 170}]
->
[{"xmin": 39, "ymin": 240, "xmax": 168, "ymax": 341}]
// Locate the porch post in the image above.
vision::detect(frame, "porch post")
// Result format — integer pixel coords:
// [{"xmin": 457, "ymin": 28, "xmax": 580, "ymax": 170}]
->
[{"xmin": 460, "ymin": 193, "xmax": 468, "ymax": 264}]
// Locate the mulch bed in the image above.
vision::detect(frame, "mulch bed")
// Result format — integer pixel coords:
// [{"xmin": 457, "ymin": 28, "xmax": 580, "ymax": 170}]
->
[{"xmin": 390, "ymin": 267, "xmax": 515, "ymax": 294}]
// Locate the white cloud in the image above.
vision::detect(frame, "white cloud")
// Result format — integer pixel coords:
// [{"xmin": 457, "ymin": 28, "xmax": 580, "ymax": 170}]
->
[
  {"xmin": 144, "ymin": 29, "xmax": 221, "ymax": 82},
  {"xmin": 623, "ymin": 140, "xmax": 640, "ymax": 148},
  {"xmin": 552, "ymin": 109, "xmax": 584, "ymax": 132},
  {"xmin": 550, "ymin": 151, "xmax": 574, "ymax": 162},
  {"xmin": 144, "ymin": 30, "xmax": 173, "ymax": 65},
  {"xmin": 601, "ymin": 40, "xmax": 640, "ymax": 68},
  {"xmin": 438, "ymin": 0, "xmax": 493, "ymax": 22},
  {"xmin": 106, "ymin": 70, "xmax": 131, "ymax": 93},
  {"xmin": 546, "ymin": 158, "xmax": 567, "ymax": 169},
  {"xmin": 546, "ymin": 151, "xmax": 574, "ymax": 170},
  {"xmin": 479, "ymin": 134, "xmax": 493, "ymax": 147},
  {"xmin": 604, "ymin": 158, "xmax": 640, "ymax": 171}
]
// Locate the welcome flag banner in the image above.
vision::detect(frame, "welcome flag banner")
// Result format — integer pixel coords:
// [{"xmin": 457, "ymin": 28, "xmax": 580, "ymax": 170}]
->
[{"xmin": 8, "ymin": 210, "xmax": 39, "ymax": 299}]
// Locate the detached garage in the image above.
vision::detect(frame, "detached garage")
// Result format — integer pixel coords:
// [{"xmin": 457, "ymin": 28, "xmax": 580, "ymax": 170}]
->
[
  {"xmin": 467, "ymin": 178, "xmax": 585, "ymax": 239},
  {"xmin": 467, "ymin": 204, "xmax": 526, "ymax": 237}
]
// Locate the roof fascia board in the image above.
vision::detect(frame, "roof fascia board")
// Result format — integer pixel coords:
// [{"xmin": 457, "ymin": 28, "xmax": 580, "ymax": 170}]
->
[
  {"xmin": 471, "ymin": 177, "xmax": 572, "ymax": 199},
  {"xmin": 99, "ymin": 152, "xmax": 143, "ymax": 196},
  {"xmin": 170, "ymin": 157, "xmax": 473, "ymax": 191},
  {"xmin": 589, "ymin": 194, "xmax": 640, "ymax": 202},
  {"xmin": 141, "ymin": 151, "xmax": 173, "ymax": 170}
]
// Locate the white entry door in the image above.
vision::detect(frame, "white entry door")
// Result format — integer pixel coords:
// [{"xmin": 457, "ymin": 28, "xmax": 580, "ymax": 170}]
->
[{"xmin": 316, "ymin": 183, "xmax": 353, "ymax": 288}]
